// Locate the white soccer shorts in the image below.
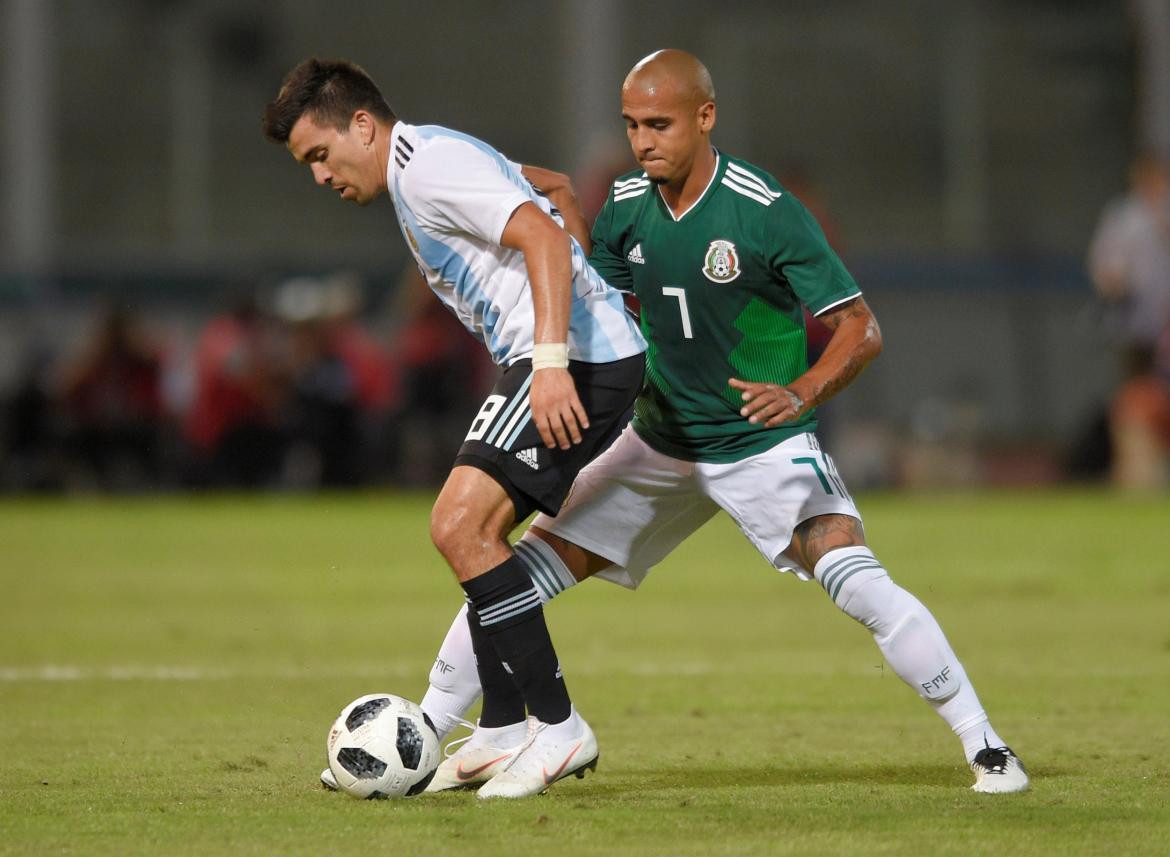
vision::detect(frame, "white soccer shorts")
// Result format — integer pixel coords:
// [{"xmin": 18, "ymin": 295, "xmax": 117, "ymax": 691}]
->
[{"xmin": 532, "ymin": 425, "xmax": 862, "ymax": 589}]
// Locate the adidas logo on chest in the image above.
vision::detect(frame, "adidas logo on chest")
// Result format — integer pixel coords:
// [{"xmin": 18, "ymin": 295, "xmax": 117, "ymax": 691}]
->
[{"xmin": 627, "ymin": 243, "xmax": 646, "ymax": 265}]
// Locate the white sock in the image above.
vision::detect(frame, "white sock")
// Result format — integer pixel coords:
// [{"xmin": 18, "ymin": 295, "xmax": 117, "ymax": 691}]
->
[
  {"xmin": 542, "ymin": 706, "xmax": 582, "ymax": 740},
  {"xmin": 944, "ymin": 702, "xmax": 1004, "ymax": 762},
  {"xmin": 419, "ymin": 535, "xmax": 578, "ymax": 738},
  {"xmin": 420, "ymin": 603, "xmax": 481, "ymax": 740},
  {"xmin": 475, "ymin": 720, "xmax": 528, "ymax": 747},
  {"xmin": 814, "ymin": 546, "xmax": 1006, "ymax": 763}
]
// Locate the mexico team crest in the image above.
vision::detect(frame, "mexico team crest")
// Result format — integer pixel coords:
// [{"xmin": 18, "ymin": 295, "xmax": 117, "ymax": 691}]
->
[{"xmin": 702, "ymin": 239, "xmax": 741, "ymax": 283}]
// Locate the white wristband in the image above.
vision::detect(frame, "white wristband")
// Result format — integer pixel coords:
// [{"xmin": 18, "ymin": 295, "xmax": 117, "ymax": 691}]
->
[{"xmin": 531, "ymin": 343, "xmax": 569, "ymax": 370}]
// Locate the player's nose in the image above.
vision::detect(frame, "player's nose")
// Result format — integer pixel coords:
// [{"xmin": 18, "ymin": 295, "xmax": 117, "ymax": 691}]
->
[{"xmin": 310, "ymin": 162, "xmax": 332, "ymax": 186}]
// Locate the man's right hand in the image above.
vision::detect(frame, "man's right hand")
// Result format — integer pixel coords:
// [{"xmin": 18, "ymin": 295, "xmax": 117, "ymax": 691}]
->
[{"xmin": 529, "ymin": 367, "xmax": 589, "ymax": 450}]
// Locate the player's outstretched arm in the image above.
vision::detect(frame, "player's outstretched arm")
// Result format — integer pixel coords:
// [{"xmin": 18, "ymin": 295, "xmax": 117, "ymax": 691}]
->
[
  {"xmin": 500, "ymin": 201, "xmax": 590, "ymax": 450},
  {"xmin": 521, "ymin": 165, "xmax": 592, "ymax": 255},
  {"xmin": 731, "ymin": 296, "xmax": 882, "ymax": 427}
]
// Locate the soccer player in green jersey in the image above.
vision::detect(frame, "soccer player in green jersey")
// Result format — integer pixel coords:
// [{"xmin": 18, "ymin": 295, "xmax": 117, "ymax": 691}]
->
[{"xmin": 331, "ymin": 49, "xmax": 1028, "ymax": 797}]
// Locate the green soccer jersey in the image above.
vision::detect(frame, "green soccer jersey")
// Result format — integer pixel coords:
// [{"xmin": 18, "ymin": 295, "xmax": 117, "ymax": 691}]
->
[{"xmin": 588, "ymin": 152, "xmax": 861, "ymax": 463}]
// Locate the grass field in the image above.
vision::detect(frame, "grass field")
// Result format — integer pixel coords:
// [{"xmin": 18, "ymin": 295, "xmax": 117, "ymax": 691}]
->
[{"xmin": 1, "ymin": 491, "xmax": 1168, "ymax": 856}]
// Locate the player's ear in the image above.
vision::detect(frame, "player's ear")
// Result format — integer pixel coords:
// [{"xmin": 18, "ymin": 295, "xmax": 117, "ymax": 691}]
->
[
  {"xmin": 352, "ymin": 110, "xmax": 375, "ymax": 146},
  {"xmin": 697, "ymin": 101, "xmax": 716, "ymax": 133}
]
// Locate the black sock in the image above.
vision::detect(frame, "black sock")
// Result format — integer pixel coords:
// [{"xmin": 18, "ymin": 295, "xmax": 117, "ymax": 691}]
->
[
  {"xmin": 465, "ymin": 603, "xmax": 526, "ymax": 727},
  {"xmin": 461, "ymin": 555, "xmax": 571, "ymax": 725}
]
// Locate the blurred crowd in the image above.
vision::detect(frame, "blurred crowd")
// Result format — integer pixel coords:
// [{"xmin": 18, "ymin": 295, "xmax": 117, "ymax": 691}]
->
[
  {"xmin": 0, "ymin": 269, "xmax": 493, "ymax": 492},
  {"xmin": 1087, "ymin": 150, "xmax": 1170, "ymax": 490}
]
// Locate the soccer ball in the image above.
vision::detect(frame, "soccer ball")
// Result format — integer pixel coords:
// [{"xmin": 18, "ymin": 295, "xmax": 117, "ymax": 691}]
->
[{"xmin": 325, "ymin": 693, "xmax": 440, "ymax": 799}]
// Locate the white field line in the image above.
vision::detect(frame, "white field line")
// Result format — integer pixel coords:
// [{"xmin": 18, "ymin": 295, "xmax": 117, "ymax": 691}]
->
[
  {"xmin": 0, "ymin": 664, "xmax": 414, "ymax": 682},
  {"xmin": 0, "ymin": 662, "xmax": 729, "ymax": 682},
  {"xmin": 3, "ymin": 662, "xmax": 1163, "ymax": 682}
]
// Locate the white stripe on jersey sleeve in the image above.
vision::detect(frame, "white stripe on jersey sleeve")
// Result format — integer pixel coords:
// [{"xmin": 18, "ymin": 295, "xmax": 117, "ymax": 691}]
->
[
  {"xmin": 721, "ymin": 175, "xmax": 774, "ymax": 206},
  {"xmin": 726, "ymin": 162, "xmax": 782, "ymax": 199},
  {"xmin": 613, "ymin": 174, "xmax": 649, "ymax": 189},
  {"xmin": 613, "ymin": 173, "xmax": 650, "ymax": 202},
  {"xmin": 614, "ymin": 188, "xmax": 650, "ymax": 202},
  {"xmin": 813, "ymin": 292, "xmax": 864, "ymax": 316}
]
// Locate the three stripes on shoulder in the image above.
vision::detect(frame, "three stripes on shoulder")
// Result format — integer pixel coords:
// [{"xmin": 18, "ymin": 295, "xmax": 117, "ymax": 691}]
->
[
  {"xmin": 613, "ymin": 174, "xmax": 651, "ymax": 202},
  {"xmin": 611, "ymin": 163, "xmax": 783, "ymax": 206},
  {"xmin": 721, "ymin": 163, "xmax": 782, "ymax": 206}
]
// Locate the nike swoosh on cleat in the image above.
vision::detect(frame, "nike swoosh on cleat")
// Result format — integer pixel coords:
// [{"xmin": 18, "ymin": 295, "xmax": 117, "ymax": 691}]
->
[
  {"xmin": 541, "ymin": 742, "xmax": 582, "ymax": 785},
  {"xmin": 456, "ymin": 754, "xmax": 512, "ymax": 781}
]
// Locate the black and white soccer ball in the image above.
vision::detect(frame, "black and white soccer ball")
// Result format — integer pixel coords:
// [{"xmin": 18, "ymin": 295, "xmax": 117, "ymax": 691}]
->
[{"xmin": 325, "ymin": 693, "xmax": 440, "ymax": 799}]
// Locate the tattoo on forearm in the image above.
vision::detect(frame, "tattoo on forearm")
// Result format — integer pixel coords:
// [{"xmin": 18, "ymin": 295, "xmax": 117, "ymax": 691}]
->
[
  {"xmin": 803, "ymin": 299, "xmax": 880, "ymax": 410},
  {"xmin": 818, "ymin": 300, "xmax": 868, "ymax": 331}
]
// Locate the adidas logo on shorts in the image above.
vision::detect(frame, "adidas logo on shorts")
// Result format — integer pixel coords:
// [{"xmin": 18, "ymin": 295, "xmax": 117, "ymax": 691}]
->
[
  {"xmin": 627, "ymin": 243, "xmax": 646, "ymax": 265},
  {"xmin": 515, "ymin": 448, "xmax": 540, "ymax": 470}
]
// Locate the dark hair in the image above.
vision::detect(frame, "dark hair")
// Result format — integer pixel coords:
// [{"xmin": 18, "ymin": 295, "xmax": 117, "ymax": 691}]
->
[{"xmin": 262, "ymin": 57, "xmax": 395, "ymax": 144}]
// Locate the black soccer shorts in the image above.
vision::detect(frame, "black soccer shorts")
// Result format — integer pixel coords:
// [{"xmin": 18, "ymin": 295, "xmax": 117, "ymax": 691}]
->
[{"xmin": 454, "ymin": 352, "xmax": 645, "ymax": 521}]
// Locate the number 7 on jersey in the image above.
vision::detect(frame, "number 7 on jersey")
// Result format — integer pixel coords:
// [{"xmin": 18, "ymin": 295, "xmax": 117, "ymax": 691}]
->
[{"xmin": 661, "ymin": 287, "xmax": 694, "ymax": 339}]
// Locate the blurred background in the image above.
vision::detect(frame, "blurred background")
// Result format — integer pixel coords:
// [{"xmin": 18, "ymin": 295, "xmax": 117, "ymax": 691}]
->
[{"xmin": 2, "ymin": 0, "xmax": 1169, "ymax": 494}]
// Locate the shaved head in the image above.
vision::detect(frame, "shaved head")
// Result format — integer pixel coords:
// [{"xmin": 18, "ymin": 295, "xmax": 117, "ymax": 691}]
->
[
  {"xmin": 620, "ymin": 49, "xmax": 718, "ymax": 193},
  {"xmin": 623, "ymin": 49, "xmax": 715, "ymax": 108}
]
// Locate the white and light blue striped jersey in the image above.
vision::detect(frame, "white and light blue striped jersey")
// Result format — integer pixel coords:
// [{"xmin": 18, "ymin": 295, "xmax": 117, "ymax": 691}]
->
[{"xmin": 387, "ymin": 122, "xmax": 646, "ymax": 366}]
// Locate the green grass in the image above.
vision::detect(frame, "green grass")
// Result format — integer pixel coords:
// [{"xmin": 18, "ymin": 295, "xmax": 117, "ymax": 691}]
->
[{"xmin": 1, "ymin": 491, "xmax": 1168, "ymax": 856}]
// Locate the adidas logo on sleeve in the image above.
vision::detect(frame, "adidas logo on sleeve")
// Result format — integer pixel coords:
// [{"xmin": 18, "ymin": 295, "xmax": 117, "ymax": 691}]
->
[{"xmin": 627, "ymin": 243, "xmax": 646, "ymax": 265}]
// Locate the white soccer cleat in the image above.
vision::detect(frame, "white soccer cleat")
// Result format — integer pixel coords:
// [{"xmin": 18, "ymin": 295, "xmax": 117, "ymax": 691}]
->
[
  {"xmin": 970, "ymin": 745, "xmax": 1030, "ymax": 793},
  {"xmin": 320, "ymin": 767, "xmax": 339, "ymax": 791},
  {"xmin": 423, "ymin": 722, "xmax": 527, "ymax": 793},
  {"xmin": 477, "ymin": 711, "xmax": 599, "ymax": 800}
]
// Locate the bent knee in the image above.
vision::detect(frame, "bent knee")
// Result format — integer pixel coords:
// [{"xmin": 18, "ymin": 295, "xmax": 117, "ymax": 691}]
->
[
  {"xmin": 430, "ymin": 498, "xmax": 479, "ymax": 560},
  {"xmin": 789, "ymin": 514, "xmax": 866, "ymax": 570},
  {"xmin": 527, "ymin": 526, "xmax": 606, "ymax": 580}
]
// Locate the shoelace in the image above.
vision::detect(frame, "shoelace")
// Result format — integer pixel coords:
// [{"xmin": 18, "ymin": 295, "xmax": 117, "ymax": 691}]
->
[
  {"xmin": 494, "ymin": 717, "xmax": 546, "ymax": 775},
  {"xmin": 519, "ymin": 715, "xmax": 546, "ymax": 752},
  {"xmin": 440, "ymin": 716, "xmax": 479, "ymax": 759}
]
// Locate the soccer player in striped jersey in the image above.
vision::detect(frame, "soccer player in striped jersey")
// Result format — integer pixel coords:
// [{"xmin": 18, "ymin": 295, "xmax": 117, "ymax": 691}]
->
[
  {"xmin": 263, "ymin": 58, "xmax": 646, "ymax": 798},
  {"xmin": 415, "ymin": 49, "xmax": 1028, "ymax": 795}
]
